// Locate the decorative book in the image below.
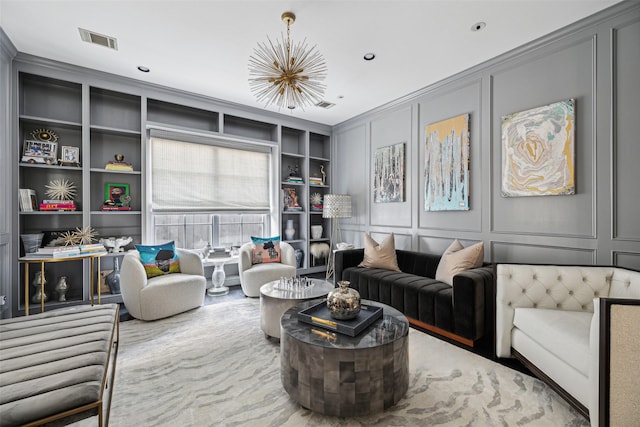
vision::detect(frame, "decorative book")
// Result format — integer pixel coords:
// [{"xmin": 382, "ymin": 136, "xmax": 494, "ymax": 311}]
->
[{"xmin": 297, "ymin": 300, "xmax": 383, "ymax": 337}]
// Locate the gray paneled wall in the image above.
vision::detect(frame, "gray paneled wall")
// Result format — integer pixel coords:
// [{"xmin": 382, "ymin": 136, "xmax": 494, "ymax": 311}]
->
[{"xmin": 333, "ymin": 2, "xmax": 640, "ymax": 269}]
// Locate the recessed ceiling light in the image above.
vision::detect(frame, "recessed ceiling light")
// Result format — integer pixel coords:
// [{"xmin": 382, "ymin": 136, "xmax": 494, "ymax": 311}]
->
[
  {"xmin": 363, "ymin": 53, "xmax": 376, "ymax": 61},
  {"xmin": 137, "ymin": 66, "xmax": 150, "ymax": 73},
  {"xmin": 471, "ymin": 22, "xmax": 486, "ymax": 32}
]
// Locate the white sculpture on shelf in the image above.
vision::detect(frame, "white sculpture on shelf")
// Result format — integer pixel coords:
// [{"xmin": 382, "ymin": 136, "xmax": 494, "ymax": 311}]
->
[{"xmin": 99, "ymin": 236, "xmax": 133, "ymax": 253}]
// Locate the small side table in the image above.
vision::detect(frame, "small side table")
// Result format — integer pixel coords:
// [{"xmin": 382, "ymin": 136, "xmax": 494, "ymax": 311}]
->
[
  {"xmin": 204, "ymin": 255, "xmax": 238, "ymax": 296},
  {"xmin": 259, "ymin": 279, "xmax": 334, "ymax": 338},
  {"xmin": 19, "ymin": 251, "xmax": 107, "ymax": 315}
]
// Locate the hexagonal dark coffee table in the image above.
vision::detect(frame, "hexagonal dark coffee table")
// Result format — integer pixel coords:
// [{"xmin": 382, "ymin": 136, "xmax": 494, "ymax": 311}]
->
[{"xmin": 280, "ymin": 299, "xmax": 409, "ymax": 417}]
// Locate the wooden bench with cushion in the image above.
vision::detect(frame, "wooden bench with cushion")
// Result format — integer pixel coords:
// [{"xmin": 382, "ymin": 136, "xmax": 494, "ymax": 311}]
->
[{"xmin": 0, "ymin": 304, "xmax": 119, "ymax": 426}]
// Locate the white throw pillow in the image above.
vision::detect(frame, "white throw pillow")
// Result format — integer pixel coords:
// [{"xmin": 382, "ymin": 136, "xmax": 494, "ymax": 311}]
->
[{"xmin": 435, "ymin": 239, "xmax": 484, "ymax": 285}]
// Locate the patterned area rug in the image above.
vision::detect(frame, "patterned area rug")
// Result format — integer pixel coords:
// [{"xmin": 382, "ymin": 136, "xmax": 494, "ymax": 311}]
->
[{"xmin": 76, "ymin": 298, "xmax": 588, "ymax": 426}]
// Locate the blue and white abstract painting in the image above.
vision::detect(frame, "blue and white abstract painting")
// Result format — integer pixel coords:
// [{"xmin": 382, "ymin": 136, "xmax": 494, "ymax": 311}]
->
[{"xmin": 424, "ymin": 113, "xmax": 470, "ymax": 211}]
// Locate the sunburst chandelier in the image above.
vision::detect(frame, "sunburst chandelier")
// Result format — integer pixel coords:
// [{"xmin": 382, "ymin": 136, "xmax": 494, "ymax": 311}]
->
[{"xmin": 248, "ymin": 12, "xmax": 327, "ymax": 110}]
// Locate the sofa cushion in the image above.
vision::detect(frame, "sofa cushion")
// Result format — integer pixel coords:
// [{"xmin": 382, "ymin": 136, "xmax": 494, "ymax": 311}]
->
[
  {"xmin": 513, "ymin": 307, "xmax": 592, "ymax": 376},
  {"xmin": 343, "ymin": 266, "xmax": 454, "ymax": 330},
  {"xmin": 358, "ymin": 233, "xmax": 400, "ymax": 271},
  {"xmin": 435, "ymin": 239, "xmax": 484, "ymax": 286},
  {"xmin": 135, "ymin": 241, "xmax": 181, "ymax": 278}
]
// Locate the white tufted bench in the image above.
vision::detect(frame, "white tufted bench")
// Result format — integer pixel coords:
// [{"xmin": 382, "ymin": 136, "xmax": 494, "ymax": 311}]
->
[{"xmin": 495, "ymin": 264, "xmax": 640, "ymax": 426}]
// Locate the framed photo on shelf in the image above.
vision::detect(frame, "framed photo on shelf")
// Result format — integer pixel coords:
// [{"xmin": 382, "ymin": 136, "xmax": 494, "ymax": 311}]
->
[
  {"xmin": 104, "ymin": 183, "xmax": 131, "ymax": 208},
  {"xmin": 60, "ymin": 145, "xmax": 80, "ymax": 166},
  {"xmin": 21, "ymin": 139, "xmax": 57, "ymax": 165}
]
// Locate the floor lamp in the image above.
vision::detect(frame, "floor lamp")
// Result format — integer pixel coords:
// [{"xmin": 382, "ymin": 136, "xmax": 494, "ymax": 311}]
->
[{"xmin": 323, "ymin": 194, "xmax": 352, "ymax": 282}]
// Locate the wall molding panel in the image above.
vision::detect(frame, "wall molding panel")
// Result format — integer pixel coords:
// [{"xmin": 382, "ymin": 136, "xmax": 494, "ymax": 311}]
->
[{"xmin": 611, "ymin": 17, "xmax": 640, "ymax": 242}]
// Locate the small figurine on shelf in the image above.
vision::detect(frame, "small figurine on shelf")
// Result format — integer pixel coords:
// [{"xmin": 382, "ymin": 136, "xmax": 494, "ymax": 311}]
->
[
  {"xmin": 321, "ymin": 164, "xmax": 327, "ymax": 185},
  {"xmin": 105, "ymin": 153, "xmax": 133, "ymax": 172},
  {"xmin": 99, "ymin": 236, "xmax": 133, "ymax": 253},
  {"xmin": 31, "ymin": 270, "xmax": 48, "ymax": 304},
  {"xmin": 54, "ymin": 276, "xmax": 70, "ymax": 302},
  {"xmin": 285, "ymin": 165, "xmax": 303, "ymax": 184},
  {"xmin": 283, "ymin": 187, "xmax": 302, "ymax": 211}
]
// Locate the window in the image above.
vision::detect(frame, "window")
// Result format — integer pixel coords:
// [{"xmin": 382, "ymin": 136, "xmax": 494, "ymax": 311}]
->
[
  {"xmin": 149, "ymin": 132, "xmax": 274, "ymax": 249},
  {"xmin": 153, "ymin": 213, "xmax": 267, "ymax": 250}
]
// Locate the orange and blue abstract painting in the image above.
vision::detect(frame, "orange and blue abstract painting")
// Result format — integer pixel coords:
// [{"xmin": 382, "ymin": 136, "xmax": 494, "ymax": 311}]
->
[
  {"xmin": 501, "ymin": 99, "xmax": 575, "ymax": 197},
  {"xmin": 424, "ymin": 113, "xmax": 470, "ymax": 211}
]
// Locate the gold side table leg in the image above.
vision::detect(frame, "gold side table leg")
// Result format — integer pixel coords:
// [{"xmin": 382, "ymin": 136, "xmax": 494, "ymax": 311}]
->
[
  {"xmin": 97, "ymin": 256, "xmax": 101, "ymax": 304},
  {"xmin": 25, "ymin": 263, "xmax": 30, "ymax": 316},
  {"xmin": 90, "ymin": 257, "xmax": 94, "ymax": 305},
  {"xmin": 40, "ymin": 261, "xmax": 45, "ymax": 313}
]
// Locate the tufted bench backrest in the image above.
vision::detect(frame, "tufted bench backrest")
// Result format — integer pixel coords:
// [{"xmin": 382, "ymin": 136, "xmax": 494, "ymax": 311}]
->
[{"xmin": 496, "ymin": 264, "xmax": 616, "ymax": 357}]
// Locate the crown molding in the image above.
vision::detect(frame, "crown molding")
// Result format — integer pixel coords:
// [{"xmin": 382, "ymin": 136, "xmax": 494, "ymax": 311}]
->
[{"xmin": 0, "ymin": 26, "xmax": 17, "ymax": 60}]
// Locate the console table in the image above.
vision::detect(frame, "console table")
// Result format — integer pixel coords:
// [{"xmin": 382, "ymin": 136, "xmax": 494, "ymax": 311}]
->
[
  {"xmin": 19, "ymin": 251, "xmax": 107, "ymax": 315},
  {"xmin": 280, "ymin": 299, "xmax": 409, "ymax": 416}
]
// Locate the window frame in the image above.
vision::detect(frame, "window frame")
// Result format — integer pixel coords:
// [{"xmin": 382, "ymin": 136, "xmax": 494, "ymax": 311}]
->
[{"xmin": 143, "ymin": 126, "xmax": 280, "ymax": 245}]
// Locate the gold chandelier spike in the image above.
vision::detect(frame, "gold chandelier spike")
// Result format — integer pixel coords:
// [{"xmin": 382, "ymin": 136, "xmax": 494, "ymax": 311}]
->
[{"xmin": 248, "ymin": 11, "xmax": 327, "ymax": 110}]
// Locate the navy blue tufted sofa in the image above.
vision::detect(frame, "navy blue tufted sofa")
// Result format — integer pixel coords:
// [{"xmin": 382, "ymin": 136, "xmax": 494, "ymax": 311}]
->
[{"xmin": 335, "ymin": 248, "xmax": 494, "ymax": 348}]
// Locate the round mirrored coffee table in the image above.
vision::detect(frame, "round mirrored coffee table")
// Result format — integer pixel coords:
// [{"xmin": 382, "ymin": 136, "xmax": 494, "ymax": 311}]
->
[
  {"xmin": 259, "ymin": 279, "xmax": 334, "ymax": 339},
  {"xmin": 280, "ymin": 299, "xmax": 409, "ymax": 417}
]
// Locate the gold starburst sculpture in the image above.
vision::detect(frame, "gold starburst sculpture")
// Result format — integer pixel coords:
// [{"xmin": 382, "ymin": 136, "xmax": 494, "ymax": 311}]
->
[
  {"xmin": 73, "ymin": 226, "xmax": 97, "ymax": 245},
  {"xmin": 249, "ymin": 12, "xmax": 327, "ymax": 110},
  {"xmin": 45, "ymin": 179, "xmax": 77, "ymax": 201},
  {"xmin": 58, "ymin": 230, "xmax": 79, "ymax": 246}
]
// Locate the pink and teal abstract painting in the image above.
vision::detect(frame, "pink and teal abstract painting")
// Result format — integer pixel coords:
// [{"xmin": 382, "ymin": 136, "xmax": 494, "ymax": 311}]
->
[
  {"xmin": 501, "ymin": 99, "xmax": 575, "ymax": 197},
  {"xmin": 424, "ymin": 113, "xmax": 470, "ymax": 211}
]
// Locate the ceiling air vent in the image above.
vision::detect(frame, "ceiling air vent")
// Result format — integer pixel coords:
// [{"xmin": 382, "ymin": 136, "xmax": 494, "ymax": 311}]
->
[
  {"xmin": 316, "ymin": 100, "xmax": 335, "ymax": 109},
  {"xmin": 78, "ymin": 28, "xmax": 118, "ymax": 50}
]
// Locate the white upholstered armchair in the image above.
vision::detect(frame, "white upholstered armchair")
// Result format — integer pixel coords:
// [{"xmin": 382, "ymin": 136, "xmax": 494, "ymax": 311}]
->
[
  {"xmin": 495, "ymin": 264, "xmax": 640, "ymax": 426},
  {"xmin": 120, "ymin": 248, "xmax": 206, "ymax": 320},
  {"xmin": 238, "ymin": 241, "xmax": 296, "ymax": 297}
]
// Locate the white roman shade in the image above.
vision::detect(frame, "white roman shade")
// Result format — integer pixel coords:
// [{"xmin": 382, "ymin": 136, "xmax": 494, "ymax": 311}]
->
[{"xmin": 150, "ymin": 136, "xmax": 270, "ymax": 212}]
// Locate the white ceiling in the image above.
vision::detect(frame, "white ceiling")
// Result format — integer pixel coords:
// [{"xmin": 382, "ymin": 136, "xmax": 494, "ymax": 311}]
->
[{"xmin": 0, "ymin": 0, "xmax": 623, "ymax": 126}]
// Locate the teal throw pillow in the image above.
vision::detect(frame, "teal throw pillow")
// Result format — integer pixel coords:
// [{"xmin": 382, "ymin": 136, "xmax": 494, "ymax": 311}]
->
[
  {"xmin": 250, "ymin": 236, "xmax": 282, "ymax": 264},
  {"xmin": 135, "ymin": 241, "xmax": 181, "ymax": 278}
]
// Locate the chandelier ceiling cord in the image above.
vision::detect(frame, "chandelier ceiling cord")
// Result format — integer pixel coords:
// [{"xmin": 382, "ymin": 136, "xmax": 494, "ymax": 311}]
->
[{"xmin": 249, "ymin": 12, "xmax": 327, "ymax": 110}]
